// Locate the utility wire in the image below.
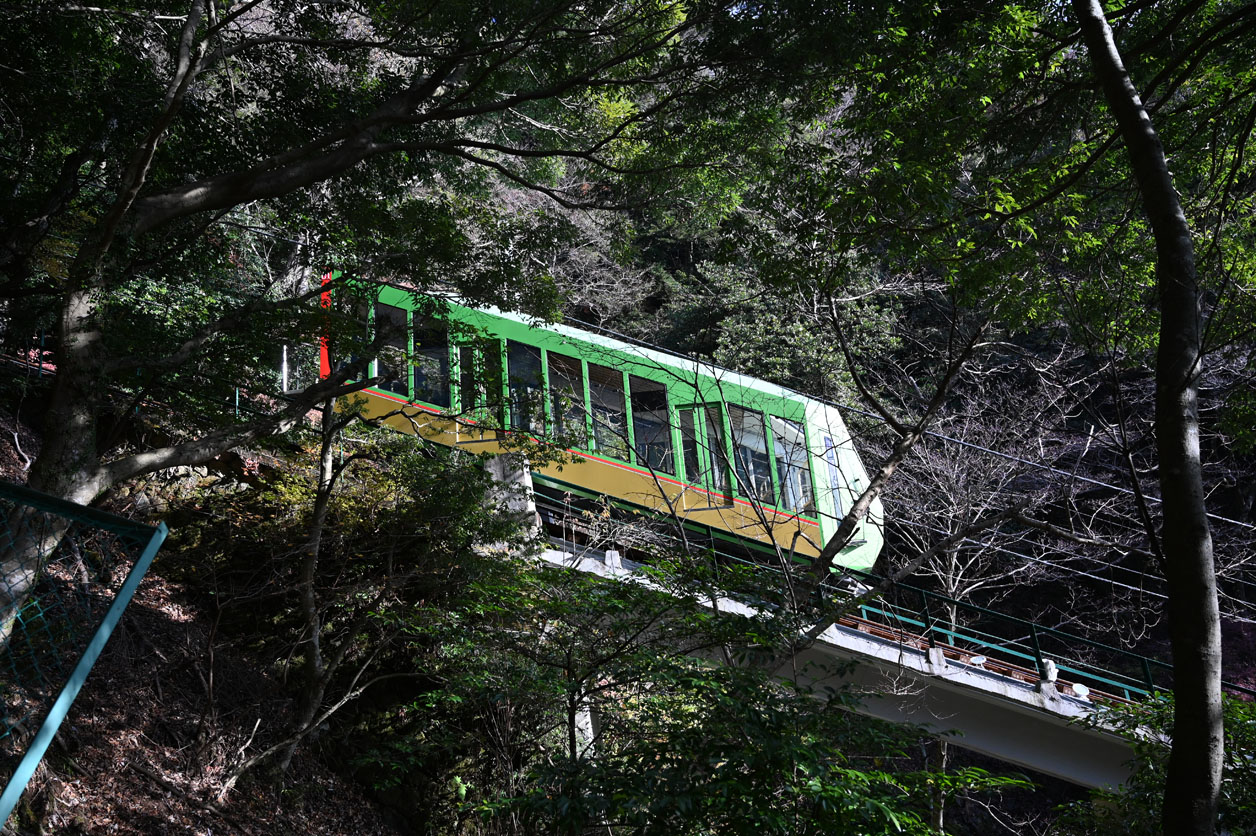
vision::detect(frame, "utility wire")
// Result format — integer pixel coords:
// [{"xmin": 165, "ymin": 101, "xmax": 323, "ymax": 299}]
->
[
  {"xmin": 565, "ymin": 315, "xmax": 1256, "ymax": 532},
  {"xmin": 893, "ymin": 516, "xmax": 1256, "ymax": 624},
  {"xmin": 842, "ymin": 404, "xmax": 1256, "ymax": 531}
]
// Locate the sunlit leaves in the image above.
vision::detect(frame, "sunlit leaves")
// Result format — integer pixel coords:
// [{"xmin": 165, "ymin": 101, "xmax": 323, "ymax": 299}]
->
[{"xmin": 1055, "ymin": 694, "xmax": 1256, "ymax": 834}]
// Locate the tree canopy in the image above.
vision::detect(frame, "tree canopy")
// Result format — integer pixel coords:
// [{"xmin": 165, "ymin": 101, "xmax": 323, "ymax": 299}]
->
[{"xmin": 3, "ymin": 0, "xmax": 1256, "ymax": 833}]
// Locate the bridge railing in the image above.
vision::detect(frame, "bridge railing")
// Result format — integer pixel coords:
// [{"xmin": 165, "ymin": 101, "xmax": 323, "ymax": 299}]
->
[
  {"xmin": 829, "ymin": 576, "xmax": 1178, "ymax": 702},
  {"xmin": 530, "ymin": 484, "xmax": 1254, "ymax": 704}
]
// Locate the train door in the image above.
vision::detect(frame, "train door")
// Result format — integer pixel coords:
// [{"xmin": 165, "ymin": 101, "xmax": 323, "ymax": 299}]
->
[
  {"xmin": 677, "ymin": 404, "xmax": 732, "ymax": 507},
  {"xmin": 454, "ymin": 337, "xmax": 504, "ymax": 440}
]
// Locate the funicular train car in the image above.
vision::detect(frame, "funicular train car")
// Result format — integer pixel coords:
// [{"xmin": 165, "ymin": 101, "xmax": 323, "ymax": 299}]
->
[{"xmin": 337, "ymin": 286, "xmax": 884, "ymax": 570}]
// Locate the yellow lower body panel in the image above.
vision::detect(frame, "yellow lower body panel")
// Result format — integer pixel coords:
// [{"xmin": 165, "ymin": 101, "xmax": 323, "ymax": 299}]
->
[{"xmin": 358, "ymin": 391, "xmax": 826, "ymax": 559}]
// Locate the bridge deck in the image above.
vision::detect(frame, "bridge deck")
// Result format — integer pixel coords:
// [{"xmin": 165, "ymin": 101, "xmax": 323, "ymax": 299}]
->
[{"xmin": 538, "ymin": 542, "xmax": 1136, "ymax": 790}]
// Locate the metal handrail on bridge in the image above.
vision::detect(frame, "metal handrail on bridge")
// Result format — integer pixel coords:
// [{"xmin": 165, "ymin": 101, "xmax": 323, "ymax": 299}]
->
[{"xmin": 530, "ymin": 483, "xmax": 1255, "ymax": 705}]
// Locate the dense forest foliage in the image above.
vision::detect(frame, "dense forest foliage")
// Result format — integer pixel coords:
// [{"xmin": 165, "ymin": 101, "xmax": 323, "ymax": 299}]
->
[{"xmin": 1, "ymin": 0, "xmax": 1255, "ymax": 833}]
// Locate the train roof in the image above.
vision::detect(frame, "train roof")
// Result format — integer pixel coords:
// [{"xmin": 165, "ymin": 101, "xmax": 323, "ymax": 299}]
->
[
  {"xmin": 464, "ymin": 303, "xmax": 825, "ymax": 413},
  {"xmin": 366, "ymin": 280, "xmax": 830, "ymax": 416}
]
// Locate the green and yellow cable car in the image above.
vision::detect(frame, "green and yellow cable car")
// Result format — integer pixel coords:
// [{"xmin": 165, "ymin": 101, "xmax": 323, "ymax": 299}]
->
[{"xmin": 344, "ymin": 287, "xmax": 883, "ymax": 569}]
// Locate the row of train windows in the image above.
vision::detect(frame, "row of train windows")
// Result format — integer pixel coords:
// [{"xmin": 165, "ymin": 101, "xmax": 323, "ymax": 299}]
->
[{"xmin": 372, "ymin": 304, "xmax": 817, "ymax": 515}]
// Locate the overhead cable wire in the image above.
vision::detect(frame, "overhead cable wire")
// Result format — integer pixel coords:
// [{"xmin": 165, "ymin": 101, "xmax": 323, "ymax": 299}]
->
[
  {"xmin": 837, "ymin": 404, "xmax": 1256, "ymax": 531},
  {"xmin": 884, "ymin": 500, "xmax": 1174, "ymax": 588},
  {"xmin": 892, "ymin": 516, "xmax": 1169, "ymax": 599},
  {"xmin": 563, "ymin": 316, "xmax": 1256, "ymax": 532},
  {"xmin": 892, "ymin": 516, "xmax": 1256, "ymax": 624}
]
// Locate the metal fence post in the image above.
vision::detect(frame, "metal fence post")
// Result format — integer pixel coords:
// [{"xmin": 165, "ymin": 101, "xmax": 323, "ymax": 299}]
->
[
  {"xmin": 918, "ymin": 588, "xmax": 936, "ymax": 648},
  {"xmin": 1029, "ymin": 622, "xmax": 1045, "ymax": 677}
]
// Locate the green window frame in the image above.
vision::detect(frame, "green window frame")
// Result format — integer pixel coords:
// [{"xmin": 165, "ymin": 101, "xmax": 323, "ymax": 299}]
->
[
  {"xmin": 678, "ymin": 403, "xmax": 731, "ymax": 496},
  {"xmin": 374, "ymin": 302, "xmax": 410, "ymax": 398},
  {"xmin": 547, "ymin": 351, "xmax": 589, "ymax": 447}
]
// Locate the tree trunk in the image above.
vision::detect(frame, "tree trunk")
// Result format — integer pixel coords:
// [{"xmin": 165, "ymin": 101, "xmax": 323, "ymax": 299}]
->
[
  {"xmin": 26, "ymin": 286, "xmax": 110, "ymax": 504},
  {"xmin": 1, "ymin": 286, "xmax": 110, "ymax": 646},
  {"xmin": 927, "ymin": 737, "xmax": 948, "ymax": 833},
  {"xmin": 1071, "ymin": 2, "xmax": 1222, "ymax": 832},
  {"xmin": 275, "ymin": 399, "xmax": 340, "ymax": 774}
]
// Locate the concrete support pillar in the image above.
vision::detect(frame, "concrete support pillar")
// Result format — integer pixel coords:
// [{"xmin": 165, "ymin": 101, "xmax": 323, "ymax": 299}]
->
[
  {"xmin": 575, "ymin": 700, "xmax": 601, "ymax": 759},
  {"xmin": 485, "ymin": 454, "xmax": 539, "ymax": 538}
]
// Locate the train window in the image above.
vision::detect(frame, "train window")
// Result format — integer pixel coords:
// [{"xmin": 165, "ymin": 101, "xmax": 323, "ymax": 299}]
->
[
  {"xmin": 548, "ymin": 353, "xmax": 587, "ymax": 446},
  {"xmin": 326, "ymin": 297, "xmax": 370, "ymax": 377},
  {"xmin": 483, "ymin": 340, "xmax": 505, "ymax": 424},
  {"xmin": 680, "ymin": 410, "xmax": 702, "ymax": 485},
  {"xmin": 458, "ymin": 345, "xmax": 479, "ymax": 412},
  {"xmin": 375, "ymin": 303, "xmax": 409, "ymax": 397},
  {"xmin": 281, "ymin": 344, "xmax": 319, "ymax": 394},
  {"xmin": 823, "ymin": 437, "xmax": 845, "ymax": 518},
  {"xmin": 587, "ymin": 363, "xmax": 629, "ymax": 459},
  {"xmin": 771, "ymin": 416, "xmax": 815, "ymax": 515},
  {"xmin": 728, "ymin": 405, "xmax": 773, "ymax": 503},
  {"xmin": 458, "ymin": 340, "xmax": 500, "ymax": 416},
  {"xmin": 679, "ymin": 405, "xmax": 729, "ymax": 494},
  {"xmin": 507, "ymin": 341, "xmax": 544, "ymax": 433},
  {"xmin": 630, "ymin": 376, "xmax": 673, "ymax": 474},
  {"xmin": 705, "ymin": 408, "xmax": 730, "ymax": 493},
  {"xmin": 414, "ymin": 319, "xmax": 450, "ymax": 407}
]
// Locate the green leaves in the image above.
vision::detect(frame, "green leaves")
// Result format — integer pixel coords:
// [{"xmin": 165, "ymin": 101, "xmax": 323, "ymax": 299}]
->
[{"xmin": 1057, "ymin": 694, "xmax": 1256, "ymax": 834}]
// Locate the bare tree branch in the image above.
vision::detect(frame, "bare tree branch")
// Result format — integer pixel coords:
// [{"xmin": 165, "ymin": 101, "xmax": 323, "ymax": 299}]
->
[{"xmin": 805, "ymin": 318, "xmax": 991, "ymax": 586}]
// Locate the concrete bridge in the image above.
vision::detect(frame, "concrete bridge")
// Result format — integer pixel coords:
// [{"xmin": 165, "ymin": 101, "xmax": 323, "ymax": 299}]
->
[
  {"xmin": 538, "ymin": 542, "xmax": 1135, "ymax": 790},
  {"xmin": 486, "ymin": 454, "xmax": 1136, "ymax": 789}
]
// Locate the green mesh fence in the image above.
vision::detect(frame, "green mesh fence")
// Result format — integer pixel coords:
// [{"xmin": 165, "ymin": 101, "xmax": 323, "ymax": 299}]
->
[{"xmin": 0, "ymin": 480, "xmax": 168, "ymax": 824}]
